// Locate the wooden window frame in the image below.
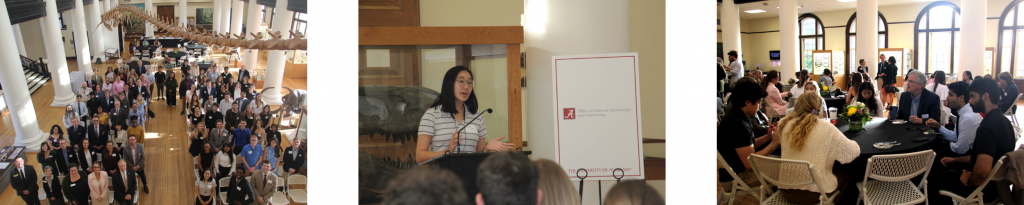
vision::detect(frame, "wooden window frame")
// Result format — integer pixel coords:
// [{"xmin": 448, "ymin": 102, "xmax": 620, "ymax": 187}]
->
[
  {"xmin": 996, "ymin": 0, "xmax": 1024, "ymax": 78},
  {"xmin": 799, "ymin": 14, "xmax": 825, "ymax": 73},
  {"xmin": 913, "ymin": 1, "xmax": 961, "ymax": 73},
  {"xmin": 844, "ymin": 12, "xmax": 889, "ymax": 76}
]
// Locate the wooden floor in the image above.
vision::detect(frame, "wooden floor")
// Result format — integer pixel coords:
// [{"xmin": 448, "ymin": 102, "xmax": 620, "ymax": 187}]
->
[{"xmin": 0, "ymin": 40, "xmax": 306, "ymax": 204}]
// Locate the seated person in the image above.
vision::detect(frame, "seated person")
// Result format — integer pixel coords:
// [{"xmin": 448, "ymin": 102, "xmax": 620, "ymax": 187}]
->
[
  {"xmin": 726, "ymin": 77, "xmax": 770, "ymax": 137},
  {"xmin": 851, "ymin": 83, "xmax": 885, "ymax": 117},
  {"xmin": 996, "ymin": 72, "xmax": 1019, "ymax": 114},
  {"xmin": 603, "ymin": 180, "xmax": 665, "ymax": 205},
  {"xmin": 800, "ymin": 82, "xmax": 827, "ymax": 114},
  {"xmin": 925, "ymin": 81, "xmax": 982, "ymax": 156},
  {"xmin": 383, "ymin": 167, "xmax": 469, "ymax": 205},
  {"xmin": 475, "ymin": 151, "xmax": 540, "ymax": 205},
  {"xmin": 776, "ymin": 92, "xmax": 860, "ymax": 204},
  {"xmin": 925, "ymin": 70, "xmax": 950, "ymax": 106},
  {"xmin": 762, "ymin": 70, "xmax": 791, "ymax": 117},
  {"xmin": 930, "ymin": 78, "xmax": 1017, "ymax": 205},
  {"xmin": 895, "ymin": 70, "xmax": 942, "ymax": 124},
  {"xmin": 718, "ymin": 80, "xmax": 779, "ymax": 192}
]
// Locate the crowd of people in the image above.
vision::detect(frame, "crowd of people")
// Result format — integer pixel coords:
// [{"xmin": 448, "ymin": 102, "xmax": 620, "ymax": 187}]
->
[
  {"xmin": 10, "ymin": 56, "xmax": 309, "ymax": 205},
  {"xmin": 718, "ymin": 50, "xmax": 1021, "ymax": 204},
  {"xmin": 383, "ymin": 151, "xmax": 664, "ymax": 205}
]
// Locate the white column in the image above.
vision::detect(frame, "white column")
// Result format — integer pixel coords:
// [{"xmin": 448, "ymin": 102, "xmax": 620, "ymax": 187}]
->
[
  {"xmin": 213, "ymin": 0, "xmax": 221, "ymax": 33},
  {"xmin": 244, "ymin": 0, "xmax": 261, "ymax": 72},
  {"xmin": 12, "ymin": 24, "xmax": 27, "ymax": 56},
  {"xmin": 779, "ymin": 0, "xmax": 798, "ymax": 81},
  {"xmin": 959, "ymin": 0, "xmax": 986, "ymax": 76},
  {"xmin": 221, "ymin": 0, "xmax": 231, "ymax": 33},
  {"xmin": 720, "ymin": 0, "xmax": 742, "ymax": 69},
  {"xmin": 90, "ymin": 0, "xmax": 105, "ymax": 63},
  {"xmin": 43, "ymin": 0, "xmax": 76, "ymax": 107},
  {"xmin": 0, "ymin": 0, "xmax": 46, "ymax": 151},
  {"xmin": 145, "ymin": 0, "xmax": 154, "ymax": 37},
  {"xmin": 857, "ymin": 0, "xmax": 878, "ymax": 78},
  {"xmin": 231, "ymin": 0, "xmax": 244, "ymax": 36},
  {"xmin": 263, "ymin": 0, "xmax": 292, "ymax": 105},
  {"xmin": 73, "ymin": 1, "xmax": 94, "ymax": 76},
  {"xmin": 179, "ymin": 0, "xmax": 187, "ymax": 28}
]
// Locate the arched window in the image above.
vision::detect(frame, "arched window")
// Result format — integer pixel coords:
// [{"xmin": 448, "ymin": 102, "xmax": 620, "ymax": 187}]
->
[
  {"xmin": 845, "ymin": 12, "xmax": 889, "ymax": 75},
  {"xmin": 914, "ymin": 2, "xmax": 961, "ymax": 74},
  {"xmin": 996, "ymin": 0, "xmax": 1024, "ymax": 77},
  {"xmin": 800, "ymin": 14, "xmax": 825, "ymax": 74}
]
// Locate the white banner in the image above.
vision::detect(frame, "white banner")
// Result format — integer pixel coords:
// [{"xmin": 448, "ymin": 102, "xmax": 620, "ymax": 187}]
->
[{"xmin": 552, "ymin": 53, "xmax": 644, "ymax": 181}]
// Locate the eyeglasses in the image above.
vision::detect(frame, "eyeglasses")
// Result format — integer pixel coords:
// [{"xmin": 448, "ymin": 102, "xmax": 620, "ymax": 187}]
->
[{"xmin": 456, "ymin": 80, "xmax": 476, "ymax": 87}]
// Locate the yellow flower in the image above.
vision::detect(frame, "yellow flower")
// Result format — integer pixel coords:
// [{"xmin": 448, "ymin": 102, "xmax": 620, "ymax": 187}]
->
[{"xmin": 847, "ymin": 107, "xmax": 857, "ymax": 116}]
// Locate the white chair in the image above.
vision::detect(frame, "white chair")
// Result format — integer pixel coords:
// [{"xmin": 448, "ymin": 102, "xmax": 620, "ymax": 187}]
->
[
  {"xmin": 286, "ymin": 175, "xmax": 307, "ymax": 203},
  {"xmin": 141, "ymin": 57, "xmax": 150, "ymax": 61},
  {"xmin": 747, "ymin": 154, "xmax": 836, "ymax": 205},
  {"xmin": 717, "ymin": 151, "xmax": 762, "ymax": 205},
  {"xmin": 939, "ymin": 156, "xmax": 1008, "ymax": 205},
  {"xmin": 130, "ymin": 56, "xmax": 139, "ymax": 61},
  {"xmin": 270, "ymin": 178, "xmax": 289, "ymax": 205},
  {"xmin": 941, "ymin": 106, "xmax": 951, "ymax": 125},
  {"xmin": 1003, "ymin": 93, "xmax": 1023, "ymax": 126},
  {"xmin": 856, "ymin": 150, "xmax": 935, "ymax": 205},
  {"xmin": 1013, "ymin": 125, "xmax": 1022, "ymax": 140},
  {"xmin": 219, "ymin": 177, "xmax": 231, "ymax": 205}
]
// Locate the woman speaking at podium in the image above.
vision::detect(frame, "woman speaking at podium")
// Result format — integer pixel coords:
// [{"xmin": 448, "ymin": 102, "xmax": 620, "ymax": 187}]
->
[{"xmin": 416, "ymin": 66, "xmax": 516, "ymax": 163}]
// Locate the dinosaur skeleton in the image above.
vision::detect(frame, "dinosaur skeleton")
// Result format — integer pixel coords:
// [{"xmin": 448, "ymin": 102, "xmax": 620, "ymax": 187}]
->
[{"xmin": 99, "ymin": 3, "xmax": 307, "ymax": 51}]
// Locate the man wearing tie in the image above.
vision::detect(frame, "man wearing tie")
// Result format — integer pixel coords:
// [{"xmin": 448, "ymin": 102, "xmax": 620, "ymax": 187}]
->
[
  {"xmin": 252, "ymin": 160, "xmax": 277, "ymax": 205},
  {"xmin": 88, "ymin": 115, "xmax": 110, "ymax": 153},
  {"xmin": 227, "ymin": 167, "xmax": 255, "ymax": 205},
  {"xmin": 283, "ymin": 138, "xmax": 305, "ymax": 182},
  {"xmin": 90, "ymin": 68, "xmax": 104, "ymax": 87},
  {"xmin": 9, "ymin": 158, "xmax": 40, "ymax": 205},
  {"xmin": 72, "ymin": 95, "xmax": 89, "ymax": 123},
  {"xmin": 238, "ymin": 65, "xmax": 251, "ymax": 84},
  {"xmin": 122, "ymin": 135, "xmax": 149, "ymax": 193},
  {"xmin": 113, "ymin": 159, "xmax": 137, "ymax": 205},
  {"xmin": 67, "ymin": 117, "xmax": 86, "ymax": 150},
  {"xmin": 201, "ymin": 80, "xmax": 216, "ymax": 102},
  {"xmin": 210, "ymin": 120, "xmax": 231, "ymax": 153},
  {"xmin": 110, "ymin": 100, "xmax": 128, "ymax": 130},
  {"xmin": 55, "ymin": 138, "xmax": 79, "ymax": 176}
]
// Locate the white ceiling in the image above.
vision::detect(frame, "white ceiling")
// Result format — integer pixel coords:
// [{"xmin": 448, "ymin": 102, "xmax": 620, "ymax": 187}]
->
[{"xmin": 725, "ymin": 0, "xmax": 948, "ymax": 20}]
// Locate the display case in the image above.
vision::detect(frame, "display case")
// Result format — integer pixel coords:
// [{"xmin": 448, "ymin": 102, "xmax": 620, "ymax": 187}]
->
[
  {"xmin": 284, "ymin": 50, "xmax": 307, "ymax": 78},
  {"xmin": 878, "ymin": 48, "xmax": 913, "ymax": 86},
  {"xmin": 807, "ymin": 50, "xmax": 845, "ymax": 90}
]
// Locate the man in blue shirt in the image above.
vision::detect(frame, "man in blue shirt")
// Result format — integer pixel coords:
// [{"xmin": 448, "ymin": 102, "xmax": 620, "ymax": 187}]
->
[
  {"xmin": 240, "ymin": 136, "xmax": 264, "ymax": 175},
  {"xmin": 233, "ymin": 120, "xmax": 251, "ymax": 155},
  {"xmin": 896, "ymin": 70, "xmax": 942, "ymax": 124},
  {"xmin": 926, "ymin": 81, "xmax": 981, "ymax": 156}
]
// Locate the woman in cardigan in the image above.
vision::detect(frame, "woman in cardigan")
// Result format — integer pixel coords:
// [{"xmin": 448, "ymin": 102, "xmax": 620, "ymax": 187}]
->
[
  {"xmin": 775, "ymin": 93, "xmax": 861, "ymax": 204},
  {"xmin": 42, "ymin": 166, "xmax": 64, "ymax": 205},
  {"xmin": 761, "ymin": 70, "xmax": 791, "ymax": 118}
]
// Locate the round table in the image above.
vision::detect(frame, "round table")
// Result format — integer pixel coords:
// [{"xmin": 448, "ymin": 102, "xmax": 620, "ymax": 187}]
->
[{"xmin": 832, "ymin": 118, "xmax": 939, "ymax": 203}]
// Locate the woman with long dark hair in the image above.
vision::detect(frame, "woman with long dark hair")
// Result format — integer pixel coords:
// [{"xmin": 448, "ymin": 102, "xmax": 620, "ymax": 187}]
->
[
  {"xmin": 415, "ymin": 66, "xmax": 516, "ymax": 163},
  {"xmin": 762, "ymin": 70, "xmax": 791, "ymax": 118},
  {"xmin": 195, "ymin": 169, "xmax": 215, "ymax": 205},
  {"xmin": 854, "ymin": 83, "xmax": 884, "ymax": 117},
  {"xmin": 48, "ymin": 125, "xmax": 64, "ymax": 149},
  {"xmin": 790, "ymin": 70, "xmax": 811, "ymax": 99},
  {"xmin": 963, "ymin": 70, "xmax": 974, "ymax": 85},
  {"xmin": 215, "ymin": 144, "xmax": 236, "ymax": 180},
  {"xmin": 846, "ymin": 73, "xmax": 864, "ymax": 105},
  {"xmin": 926, "ymin": 70, "xmax": 949, "ymax": 106},
  {"xmin": 38, "ymin": 142, "xmax": 57, "ymax": 176}
]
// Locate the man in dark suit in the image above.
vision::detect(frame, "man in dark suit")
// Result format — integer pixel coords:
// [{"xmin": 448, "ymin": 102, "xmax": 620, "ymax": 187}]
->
[
  {"xmin": 996, "ymin": 72, "xmax": 1019, "ymax": 114},
  {"xmin": 129, "ymin": 60, "xmax": 145, "ymax": 76},
  {"xmin": 238, "ymin": 65, "xmax": 251, "ymax": 84},
  {"xmin": 206, "ymin": 103, "xmax": 224, "ymax": 131},
  {"xmin": 110, "ymin": 100, "xmax": 128, "ymax": 129},
  {"xmin": 114, "ymin": 159, "xmax": 137, "ymax": 205},
  {"xmin": 54, "ymin": 138, "xmax": 79, "ymax": 176},
  {"xmin": 227, "ymin": 167, "xmax": 255, "ymax": 205},
  {"xmin": 9, "ymin": 158, "xmax": 40, "ymax": 205},
  {"xmin": 200, "ymin": 80, "xmax": 216, "ymax": 101},
  {"xmin": 67, "ymin": 118, "xmax": 86, "ymax": 150},
  {"xmin": 221, "ymin": 67, "xmax": 233, "ymax": 85},
  {"xmin": 283, "ymin": 138, "xmax": 305, "ymax": 181},
  {"xmin": 896, "ymin": 70, "xmax": 943, "ymax": 125},
  {"xmin": 88, "ymin": 115, "xmax": 109, "ymax": 152},
  {"xmin": 876, "ymin": 54, "xmax": 888, "ymax": 80}
]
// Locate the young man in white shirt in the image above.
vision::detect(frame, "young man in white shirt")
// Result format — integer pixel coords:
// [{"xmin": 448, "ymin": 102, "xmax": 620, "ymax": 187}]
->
[{"xmin": 926, "ymin": 81, "xmax": 981, "ymax": 157}]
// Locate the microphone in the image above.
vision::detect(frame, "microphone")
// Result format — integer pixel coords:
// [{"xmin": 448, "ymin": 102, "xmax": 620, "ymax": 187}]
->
[{"xmin": 454, "ymin": 108, "xmax": 493, "ymax": 153}]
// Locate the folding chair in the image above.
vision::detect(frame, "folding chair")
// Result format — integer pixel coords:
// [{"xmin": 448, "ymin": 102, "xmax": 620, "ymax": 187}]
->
[
  {"xmin": 219, "ymin": 177, "xmax": 231, "ymax": 204},
  {"xmin": 271, "ymin": 178, "xmax": 289, "ymax": 205},
  {"xmin": 141, "ymin": 57, "xmax": 149, "ymax": 61},
  {"xmin": 717, "ymin": 151, "xmax": 762, "ymax": 205},
  {"xmin": 286, "ymin": 175, "xmax": 307, "ymax": 203},
  {"xmin": 939, "ymin": 156, "xmax": 1008, "ymax": 205},
  {"xmin": 1003, "ymin": 93, "xmax": 1023, "ymax": 127},
  {"xmin": 748, "ymin": 154, "xmax": 837, "ymax": 205},
  {"xmin": 856, "ymin": 150, "xmax": 935, "ymax": 205}
]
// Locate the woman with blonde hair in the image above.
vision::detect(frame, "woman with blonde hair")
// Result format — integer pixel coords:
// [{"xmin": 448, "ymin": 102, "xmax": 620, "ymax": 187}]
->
[
  {"xmin": 775, "ymin": 92, "xmax": 861, "ymax": 204},
  {"xmin": 603, "ymin": 180, "xmax": 664, "ymax": 205},
  {"xmin": 534, "ymin": 159, "xmax": 581, "ymax": 205}
]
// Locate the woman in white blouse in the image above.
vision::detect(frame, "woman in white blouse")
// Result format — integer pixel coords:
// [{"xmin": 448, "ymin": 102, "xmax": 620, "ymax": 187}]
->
[
  {"xmin": 925, "ymin": 70, "xmax": 949, "ymax": 106},
  {"xmin": 214, "ymin": 143, "xmax": 237, "ymax": 180},
  {"xmin": 776, "ymin": 92, "xmax": 861, "ymax": 204},
  {"xmin": 762, "ymin": 70, "xmax": 791, "ymax": 117},
  {"xmin": 195, "ymin": 169, "xmax": 216, "ymax": 205}
]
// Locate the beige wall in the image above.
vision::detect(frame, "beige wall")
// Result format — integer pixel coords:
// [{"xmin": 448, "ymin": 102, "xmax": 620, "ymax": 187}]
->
[
  {"xmin": 420, "ymin": 0, "xmax": 524, "ymax": 27},
  {"xmin": 726, "ymin": 0, "xmax": 1019, "ymax": 75},
  {"xmin": 19, "ymin": 19, "xmax": 47, "ymax": 60},
  {"xmin": 631, "ymin": 0, "xmax": 666, "ymax": 142}
]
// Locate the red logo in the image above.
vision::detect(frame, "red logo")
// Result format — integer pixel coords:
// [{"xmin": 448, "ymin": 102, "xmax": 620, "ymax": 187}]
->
[{"xmin": 564, "ymin": 108, "xmax": 575, "ymax": 120}]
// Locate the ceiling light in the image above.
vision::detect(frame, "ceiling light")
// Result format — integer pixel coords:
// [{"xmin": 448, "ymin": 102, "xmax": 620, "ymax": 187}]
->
[
  {"xmin": 838, "ymin": 0, "xmax": 856, "ymax": 2},
  {"xmin": 745, "ymin": 9, "xmax": 766, "ymax": 13}
]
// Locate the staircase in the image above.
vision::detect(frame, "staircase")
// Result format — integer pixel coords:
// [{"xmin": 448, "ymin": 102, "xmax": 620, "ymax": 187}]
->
[{"xmin": 0, "ymin": 56, "xmax": 51, "ymax": 113}]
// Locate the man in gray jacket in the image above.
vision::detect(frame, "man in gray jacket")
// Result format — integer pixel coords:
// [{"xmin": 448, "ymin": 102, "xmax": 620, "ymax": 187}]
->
[
  {"xmin": 122, "ymin": 135, "xmax": 149, "ymax": 193},
  {"xmin": 210, "ymin": 120, "xmax": 233, "ymax": 153}
]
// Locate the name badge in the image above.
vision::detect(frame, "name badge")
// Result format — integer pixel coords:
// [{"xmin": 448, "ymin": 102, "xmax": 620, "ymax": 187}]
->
[
  {"xmin": 12, "ymin": 174, "xmax": 18, "ymax": 178},
  {"xmin": 267, "ymin": 180, "xmax": 272, "ymax": 184},
  {"xmin": 248, "ymin": 151, "xmax": 252, "ymax": 154},
  {"xmin": 237, "ymin": 186, "xmax": 242, "ymax": 191},
  {"xmin": 466, "ymin": 125, "xmax": 479, "ymax": 135},
  {"xmin": 112, "ymin": 154, "xmax": 117, "ymax": 157},
  {"xmin": 287, "ymin": 151, "xmax": 292, "ymax": 154},
  {"xmin": 70, "ymin": 183, "xmax": 76, "ymax": 187},
  {"xmin": 922, "ymin": 114, "xmax": 930, "ymax": 119}
]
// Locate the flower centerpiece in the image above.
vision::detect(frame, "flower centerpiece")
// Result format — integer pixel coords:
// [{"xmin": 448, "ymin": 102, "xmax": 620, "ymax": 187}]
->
[
  {"xmin": 819, "ymin": 81, "xmax": 831, "ymax": 97},
  {"xmin": 787, "ymin": 78, "xmax": 797, "ymax": 86},
  {"xmin": 840, "ymin": 102, "xmax": 872, "ymax": 131}
]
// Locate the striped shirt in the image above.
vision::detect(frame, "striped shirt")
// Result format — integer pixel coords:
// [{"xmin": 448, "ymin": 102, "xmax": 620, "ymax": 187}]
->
[{"xmin": 418, "ymin": 104, "xmax": 488, "ymax": 153}]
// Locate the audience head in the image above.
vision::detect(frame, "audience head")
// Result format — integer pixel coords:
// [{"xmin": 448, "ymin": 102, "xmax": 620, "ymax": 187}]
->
[
  {"xmin": 223, "ymin": 143, "xmax": 232, "ymax": 153},
  {"xmin": 534, "ymin": 159, "xmax": 581, "ymax": 205},
  {"xmin": 850, "ymin": 73, "xmax": 864, "ymax": 93},
  {"xmin": 432, "ymin": 66, "xmax": 479, "ymax": 115},
  {"xmin": 984, "ymin": 74, "xmax": 993, "ymax": 79},
  {"xmin": 129, "ymin": 135, "xmax": 137, "ymax": 146},
  {"xmin": 727, "ymin": 50, "xmax": 738, "ymax": 61},
  {"xmin": 803, "ymin": 82, "xmax": 818, "ymax": 93},
  {"xmin": 879, "ymin": 54, "xmax": 886, "ymax": 61},
  {"xmin": 963, "ymin": 71, "xmax": 973, "ymax": 82},
  {"xmin": 888, "ymin": 56, "xmax": 896, "ymax": 64},
  {"xmin": 262, "ymin": 160, "xmax": 272, "ymax": 173},
  {"xmin": 50, "ymin": 125, "xmax": 62, "ymax": 136},
  {"xmin": 859, "ymin": 59, "xmax": 866, "ymax": 66},
  {"xmin": 730, "ymin": 80, "xmax": 768, "ymax": 116},
  {"xmin": 760, "ymin": 70, "xmax": 780, "ymax": 89},
  {"xmin": 822, "ymin": 69, "xmax": 831, "ymax": 77},
  {"xmin": 779, "ymin": 92, "xmax": 826, "ymax": 151},
  {"xmin": 859, "ymin": 82, "xmax": 877, "ymax": 102},
  {"xmin": 969, "ymin": 78, "xmax": 1002, "ymax": 112},
  {"xmin": 476, "ymin": 151, "xmax": 540, "ymax": 205},
  {"xmin": 948, "ymin": 81, "xmax": 971, "ymax": 109},
  {"xmin": 998, "ymin": 71, "xmax": 1013, "ymax": 88},
  {"xmin": 68, "ymin": 164, "xmax": 79, "ymax": 176},
  {"xmin": 44, "ymin": 166, "xmax": 52, "ymax": 177},
  {"xmin": 60, "ymin": 138, "xmax": 68, "ymax": 148},
  {"xmin": 384, "ymin": 167, "xmax": 470, "ymax": 205},
  {"xmin": 603, "ymin": 180, "xmax": 665, "ymax": 205},
  {"xmin": 906, "ymin": 70, "xmax": 928, "ymax": 94},
  {"xmin": 798, "ymin": 70, "xmax": 810, "ymax": 87}
]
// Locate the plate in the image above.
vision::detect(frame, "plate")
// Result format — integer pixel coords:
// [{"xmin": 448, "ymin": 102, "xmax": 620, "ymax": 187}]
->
[
  {"xmin": 873, "ymin": 142, "xmax": 893, "ymax": 149},
  {"xmin": 892, "ymin": 120, "xmax": 907, "ymax": 124}
]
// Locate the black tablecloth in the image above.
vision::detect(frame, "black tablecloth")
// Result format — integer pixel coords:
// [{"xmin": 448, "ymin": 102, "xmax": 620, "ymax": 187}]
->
[
  {"xmin": 135, "ymin": 45, "xmax": 158, "ymax": 54},
  {"xmin": 165, "ymin": 52, "xmax": 188, "ymax": 60},
  {"xmin": 824, "ymin": 96, "xmax": 846, "ymax": 110},
  {"xmin": 838, "ymin": 118, "xmax": 937, "ymax": 155},
  {"xmin": 185, "ymin": 45, "xmax": 206, "ymax": 53},
  {"xmin": 146, "ymin": 38, "xmax": 188, "ymax": 47},
  {"xmin": 198, "ymin": 63, "xmax": 212, "ymax": 70}
]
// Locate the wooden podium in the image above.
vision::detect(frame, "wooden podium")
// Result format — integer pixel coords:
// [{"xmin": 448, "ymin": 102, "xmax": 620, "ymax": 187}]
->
[{"xmin": 428, "ymin": 151, "xmax": 532, "ymax": 203}]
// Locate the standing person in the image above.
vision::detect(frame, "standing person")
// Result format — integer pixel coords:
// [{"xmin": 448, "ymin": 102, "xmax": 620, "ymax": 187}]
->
[
  {"xmin": 876, "ymin": 54, "xmax": 888, "ymax": 82},
  {"xmin": 166, "ymin": 73, "xmax": 178, "ymax": 107},
  {"xmin": 266, "ymin": 124, "xmax": 281, "ymax": 148},
  {"xmin": 252, "ymin": 161, "xmax": 278, "ymax": 205},
  {"xmin": 226, "ymin": 167, "xmax": 255, "ymax": 205},
  {"xmin": 113, "ymin": 160, "xmax": 137, "ymax": 205},
  {"xmin": 190, "ymin": 123, "xmax": 208, "ymax": 157},
  {"xmin": 240, "ymin": 136, "xmax": 264, "ymax": 175},
  {"xmin": 415, "ymin": 66, "xmax": 516, "ymax": 163},
  {"xmin": 55, "ymin": 139, "xmax": 79, "ymax": 176},
  {"xmin": 198, "ymin": 143, "xmax": 215, "ymax": 172},
  {"xmin": 87, "ymin": 162, "xmax": 109, "ymax": 205},
  {"xmin": 264, "ymin": 140, "xmax": 281, "ymax": 174},
  {"xmin": 9, "ymin": 158, "xmax": 40, "ymax": 205},
  {"xmin": 926, "ymin": 70, "xmax": 950, "ymax": 106},
  {"xmin": 87, "ymin": 116, "xmax": 108, "ymax": 153},
  {"xmin": 226, "ymin": 102, "xmax": 242, "ymax": 131},
  {"xmin": 72, "ymin": 95, "xmax": 89, "ymax": 123},
  {"xmin": 47, "ymin": 125, "xmax": 63, "ymax": 150},
  {"xmin": 122, "ymin": 135, "xmax": 149, "ymax": 194},
  {"xmin": 63, "ymin": 105, "xmax": 80, "ymax": 129},
  {"xmin": 215, "ymin": 144, "xmax": 237, "ymax": 180},
  {"xmin": 67, "ymin": 118, "xmax": 86, "ymax": 150},
  {"xmin": 233, "ymin": 121, "xmax": 251, "ymax": 155},
  {"xmin": 856, "ymin": 59, "xmax": 870, "ymax": 77},
  {"xmin": 41, "ymin": 166, "xmax": 64, "ymax": 205},
  {"xmin": 282, "ymin": 138, "xmax": 304, "ymax": 181},
  {"xmin": 252, "ymin": 120, "xmax": 266, "ymax": 145},
  {"xmin": 180, "ymin": 75, "xmax": 193, "ymax": 115},
  {"xmin": 127, "ymin": 119, "xmax": 146, "ymax": 145},
  {"xmin": 76, "ymin": 140, "xmax": 99, "ymax": 173},
  {"xmin": 111, "ymin": 124, "xmax": 127, "ymax": 149},
  {"xmin": 206, "ymin": 104, "xmax": 224, "ymax": 131},
  {"xmin": 38, "ymin": 142, "xmax": 57, "ymax": 176},
  {"xmin": 110, "ymin": 100, "xmax": 128, "ymax": 130},
  {"xmin": 996, "ymin": 72, "xmax": 1019, "ymax": 113},
  {"xmin": 144, "ymin": 68, "xmax": 155, "ymax": 102},
  {"xmin": 210, "ymin": 120, "xmax": 232, "ymax": 153},
  {"xmin": 102, "ymin": 142, "xmax": 121, "ymax": 175},
  {"xmin": 195, "ymin": 169, "xmax": 216, "ymax": 205},
  {"xmin": 727, "ymin": 51, "xmax": 744, "ymax": 84},
  {"xmin": 61, "ymin": 165, "xmax": 89, "ymax": 205}
]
